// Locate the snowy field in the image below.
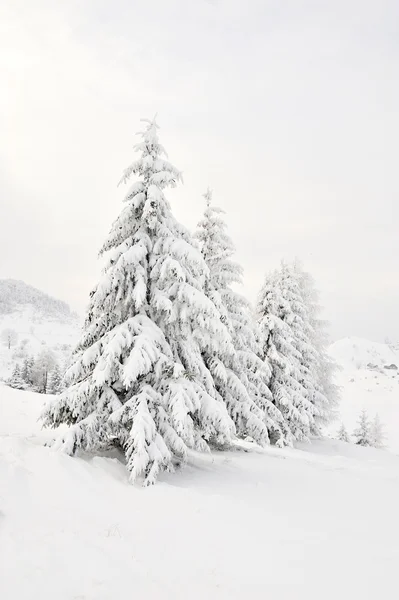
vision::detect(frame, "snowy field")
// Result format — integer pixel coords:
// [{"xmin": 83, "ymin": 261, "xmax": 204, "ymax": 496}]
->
[{"xmin": 2, "ymin": 383, "xmax": 399, "ymax": 600}]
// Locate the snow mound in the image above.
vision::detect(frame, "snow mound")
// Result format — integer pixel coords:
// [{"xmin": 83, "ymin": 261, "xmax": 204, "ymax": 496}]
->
[
  {"xmin": 329, "ymin": 336, "xmax": 398, "ymax": 371},
  {"xmin": 2, "ymin": 384, "xmax": 399, "ymax": 599}
]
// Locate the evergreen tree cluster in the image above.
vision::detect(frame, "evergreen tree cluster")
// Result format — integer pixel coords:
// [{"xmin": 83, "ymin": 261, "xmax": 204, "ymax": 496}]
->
[
  {"xmin": 41, "ymin": 118, "xmax": 339, "ymax": 485},
  {"xmin": 337, "ymin": 411, "xmax": 386, "ymax": 448},
  {"xmin": 8, "ymin": 351, "xmax": 64, "ymax": 395}
]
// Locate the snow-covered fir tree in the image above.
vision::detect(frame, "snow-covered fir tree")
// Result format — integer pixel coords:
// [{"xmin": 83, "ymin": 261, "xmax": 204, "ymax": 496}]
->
[
  {"xmin": 8, "ymin": 364, "xmax": 25, "ymax": 390},
  {"xmin": 337, "ymin": 422, "xmax": 350, "ymax": 443},
  {"xmin": 294, "ymin": 263, "xmax": 339, "ymax": 429},
  {"xmin": 21, "ymin": 356, "xmax": 34, "ymax": 388},
  {"xmin": 48, "ymin": 364, "xmax": 63, "ymax": 394},
  {"xmin": 195, "ymin": 189, "xmax": 289, "ymax": 446},
  {"xmin": 32, "ymin": 348, "xmax": 57, "ymax": 394},
  {"xmin": 257, "ymin": 263, "xmax": 315, "ymax": 441},
  {"xmin": 257, "ymin": 261, "xmax": 337, "ymax": 442},
  {"xmin": 41, "ymin": 118, "xmax": 236, "ymax": 485},
  {"xmin": 370, "ymin": 413, "xmax": 386, "ymax": 449},
  {"xmin": 353, "ymin": 410, "xmax": 373, "ymax": 446}
]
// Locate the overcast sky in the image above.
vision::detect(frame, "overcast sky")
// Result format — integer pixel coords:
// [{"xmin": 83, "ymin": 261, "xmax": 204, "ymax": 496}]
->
[{"xmin": 1, "ymin": 0, "xmax": 398, "ymax": 342}]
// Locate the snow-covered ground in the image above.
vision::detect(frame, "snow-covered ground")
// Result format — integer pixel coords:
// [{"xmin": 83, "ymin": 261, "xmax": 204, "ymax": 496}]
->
[
  {"xmin": 2, "ymin": 383, "xmax": 399, "ymax": 599},
  {"xmin": 328, "ymin": 337, "xmax": 399, "ymax": 451}
]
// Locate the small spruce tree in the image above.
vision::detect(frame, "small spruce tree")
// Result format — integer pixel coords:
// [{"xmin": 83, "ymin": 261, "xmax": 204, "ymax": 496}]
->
[
  {"xmin": 353, "ymin": 410, "xmax": 373, "ymax": 446},
  {"xmin": 41, "ymin": 118, "xmax": 235, "ymax": 485},
  {"xmin": 21, "ymin": 356, "xmax": 34, "ymax": 388},
  {"xmin": 32, "ymin": 349, "xmax": 57, "ymax": 394},
  {"xmin": 370, "ymin": 413, "xmax": 386, "ymax": 449},
  {"xmin": 48, "ymin": 364, "xmax": 63, "ymax": 394},
  {"xmin": 337, "ymin": 422, "xmax": 350, "ymax": 443},
  {"xmin": 8, "ymin": 364, "xmax": 25, "ymax": 390}
]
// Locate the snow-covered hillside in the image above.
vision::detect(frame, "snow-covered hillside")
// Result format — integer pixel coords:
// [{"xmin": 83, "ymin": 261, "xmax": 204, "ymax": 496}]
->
[
  {"xmin": 1, "ymin": 384, "xmax": 399, "ymax": 599},
  {"xmin": 330, "ymin": 336, "xmax": 398, "ymax": 370},
  {"xmin": 329, "ymin": 336, "xmax": 399, "ymax": 451},
  {"xmin": 0, "ymin": 280, "xmax": 80, "ymax": 379}
]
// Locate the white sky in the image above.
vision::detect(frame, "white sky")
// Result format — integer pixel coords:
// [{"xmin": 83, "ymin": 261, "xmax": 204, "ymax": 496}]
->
[{"xmin": 1, "ymin": 0, "xmax": 398, "ymax": 342}]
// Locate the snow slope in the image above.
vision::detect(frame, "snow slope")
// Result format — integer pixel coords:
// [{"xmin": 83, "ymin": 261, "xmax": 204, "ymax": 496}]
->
[
  {"xmin": 330, "ymin": 336, "xmax": 398, "ymax": 370},
  {"xmin": 329, "ymin": 337, "xmax": 399, "ymax": 451},
  {"xmin": 0, "ymin": 280, "xmax": 80, "ymax": 379},
  {"xmin": 2, "ymin": 384, "xmax": 399, "ymax": 599}
]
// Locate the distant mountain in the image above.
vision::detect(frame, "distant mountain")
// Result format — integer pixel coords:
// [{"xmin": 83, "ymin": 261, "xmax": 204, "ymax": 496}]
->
[
  {"xmin": 328, "ymin": 337, "xmax": 399, "ymax": 453},
  {"xmin": 0, "ymin": 279, "xmax": 77, "ymax": 322},
  {"xmin": 0, "ymin": 280, "xmax": 80, "ymax": 379}
]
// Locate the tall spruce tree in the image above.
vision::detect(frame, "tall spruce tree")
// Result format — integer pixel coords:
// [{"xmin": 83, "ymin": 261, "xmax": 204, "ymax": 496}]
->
[
  {"xmin": 258, "ymin": 261, "xmax": 337, "ymax": 442},
  {"xmin": 42, "ymin": 118, "xmax": 235, "ymax": 485},
  {"xmin": 195, "ymin": 190, "xmax": 289, "ymax": 445},
  {"xmin": 295, "ymin": 264, "xmax": 339, "ymax": 430},
  {"xmin": 257, "ymin": 263, "xmax": 314, "ymax": 441}
]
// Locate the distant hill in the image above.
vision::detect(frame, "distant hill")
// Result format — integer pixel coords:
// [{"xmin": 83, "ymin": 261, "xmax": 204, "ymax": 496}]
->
[
  {"xmin": 0, "ymin": 280, "xmax": 80, "ymax": 379},
  {"xmin": 0, "ymin": 279, "xmax": 77, "ymax": 322},
  {"xmin": 329, "ymin": 336, "xmax": 398, "ymax": 371}
]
